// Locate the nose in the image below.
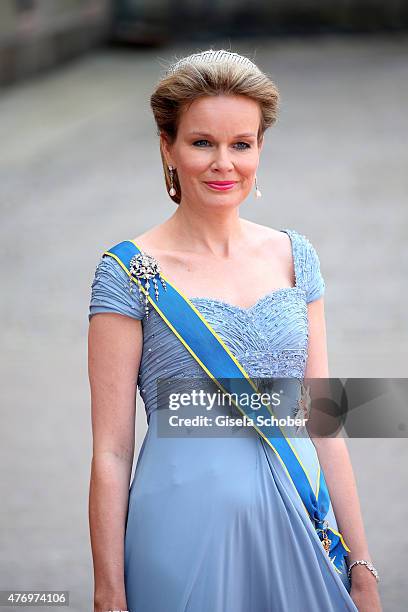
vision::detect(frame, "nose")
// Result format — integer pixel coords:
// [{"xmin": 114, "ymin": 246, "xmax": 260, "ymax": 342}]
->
[{"xmin": 210, "ymin": 146, "xmax": 234, "ymax": 173}]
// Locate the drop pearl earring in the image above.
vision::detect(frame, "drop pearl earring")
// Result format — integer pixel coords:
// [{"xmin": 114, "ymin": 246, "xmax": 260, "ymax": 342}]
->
[
  {"xmin": 255, "ymin": 175, "xmax": 262, "ymax": 198},
  {"xmin": 168, "ymin": 165, "xmax": 176, "ymax": 196}
]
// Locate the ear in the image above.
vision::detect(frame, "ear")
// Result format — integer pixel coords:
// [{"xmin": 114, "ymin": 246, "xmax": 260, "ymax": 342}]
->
[
  {"xmin": 258, "ymin": 133, "xmax": 264, "ymax": 153},
  {"xmin": 160, "ymin": 132, "xmax": 175, "ymax": 167}
]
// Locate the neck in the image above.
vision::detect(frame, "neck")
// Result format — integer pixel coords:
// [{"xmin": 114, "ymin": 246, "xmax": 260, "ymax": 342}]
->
[{"xmin": 167, "ymin": 202, "xmax": 246, "ymax": 258}]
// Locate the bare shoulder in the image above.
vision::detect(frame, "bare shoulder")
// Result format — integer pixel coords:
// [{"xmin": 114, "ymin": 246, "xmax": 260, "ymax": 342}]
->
[
  {"xmin": 130, "ymin": 226, "xmax": 184, "ymax": 269},
  {"xmin": 241, "ymin": 219, "xmax": 289, "ymax": 255},
  {"xmin": 130, "ymin": 226, "xmax": 166, "ymax": 252}
]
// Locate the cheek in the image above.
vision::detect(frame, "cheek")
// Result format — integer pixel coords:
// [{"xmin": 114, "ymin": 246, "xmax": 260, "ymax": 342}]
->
[
  {"xmin": 237, "ymin": 154, "xmax": 259, "ymax": 177},
  {"xmin": 176, "ymin": 146, "xmax": 208, "ymax": 177}
]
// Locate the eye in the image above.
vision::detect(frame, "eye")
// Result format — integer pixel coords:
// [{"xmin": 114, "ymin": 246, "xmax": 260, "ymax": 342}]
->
[
  {"xmin": 192, "ymin": 139, "xmax": 211, "ymax": 147},
  {"xmin": 234, "ymin": 142, "xmax": 251, "ymax": 150}
]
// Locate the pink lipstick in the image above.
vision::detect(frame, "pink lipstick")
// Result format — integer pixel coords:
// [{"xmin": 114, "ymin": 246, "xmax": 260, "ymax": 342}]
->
[{"xmin": 205, "ymin": 181, "xmax": 237, "ymax": 191}]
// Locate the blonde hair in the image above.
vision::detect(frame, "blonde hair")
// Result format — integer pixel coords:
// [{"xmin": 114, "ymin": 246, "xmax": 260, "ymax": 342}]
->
[{"xmin": 150, "ymin": 49, "xmax": 280, "ymax": 204}]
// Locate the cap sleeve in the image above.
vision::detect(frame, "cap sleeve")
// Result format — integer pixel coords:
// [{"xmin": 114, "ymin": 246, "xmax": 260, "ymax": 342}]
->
[
  {"xmin": 303, "ymin": 236, "xmax": 326, "ymax": 303},
  {"xmin": 88, "ymin": 255, "xmax": 146, "ymax": 321}
]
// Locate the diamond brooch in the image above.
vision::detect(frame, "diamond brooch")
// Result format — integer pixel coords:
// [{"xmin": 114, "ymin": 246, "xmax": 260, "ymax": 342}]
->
[{"xmin": 128, "ymin": 251, "xmax": 167, "ymax": 319}]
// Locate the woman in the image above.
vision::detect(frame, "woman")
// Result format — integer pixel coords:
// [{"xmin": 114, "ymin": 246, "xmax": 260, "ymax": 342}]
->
[{"xmin": 88, "ymin": 49, "xmax": 381, "ymax": 612}]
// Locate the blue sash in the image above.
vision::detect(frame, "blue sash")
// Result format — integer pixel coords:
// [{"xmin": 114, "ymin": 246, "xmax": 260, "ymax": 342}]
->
[{"xmin": 103, "ymin": 240, "xmax": 351, "ymax": 574}]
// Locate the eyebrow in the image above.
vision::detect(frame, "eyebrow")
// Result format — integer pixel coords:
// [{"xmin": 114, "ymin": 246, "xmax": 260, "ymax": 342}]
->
[{"xmin": 187, "ymin": 131, "xmax": 257, "ymax": 139}]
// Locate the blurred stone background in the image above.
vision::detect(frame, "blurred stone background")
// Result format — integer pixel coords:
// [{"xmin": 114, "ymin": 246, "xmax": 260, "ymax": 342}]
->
[{"xmin": 0, "ymin": 1, "xmax": 407, "ymax": 611}]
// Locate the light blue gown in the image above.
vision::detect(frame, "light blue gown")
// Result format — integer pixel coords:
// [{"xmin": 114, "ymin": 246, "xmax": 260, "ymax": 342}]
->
[{"xmin": 89, "ymin": 228, "xmax": 358, "ymax": 612}]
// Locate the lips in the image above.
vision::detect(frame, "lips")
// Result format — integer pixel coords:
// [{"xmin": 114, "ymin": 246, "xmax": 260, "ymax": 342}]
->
[{"xmin": 205, "ymin": 181, "xmax": 237, "ymax": 191}]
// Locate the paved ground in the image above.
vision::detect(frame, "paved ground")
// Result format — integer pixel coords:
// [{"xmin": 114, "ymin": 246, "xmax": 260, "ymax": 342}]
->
[{"xmin": 1, "ymin": 34, "xmax": 407, "ymax": 611}]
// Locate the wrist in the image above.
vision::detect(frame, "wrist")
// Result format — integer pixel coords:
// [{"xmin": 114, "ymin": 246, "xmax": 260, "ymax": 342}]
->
[
  {"xmin": 94, "ymin": 590, "xmax": 127, "ymax": 612},
  {"xmin": 347, "ymin": 560, "xmax": 380, "ymax": 589},
  {"xmin": 350, "ymin": 566, "xmax": 377, "ymax": 585}
]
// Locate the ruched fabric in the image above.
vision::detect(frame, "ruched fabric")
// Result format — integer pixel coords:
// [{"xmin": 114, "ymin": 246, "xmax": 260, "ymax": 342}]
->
[{"xmin": 89, "ymin": 229, "xmax": 357, "ymax": 612}]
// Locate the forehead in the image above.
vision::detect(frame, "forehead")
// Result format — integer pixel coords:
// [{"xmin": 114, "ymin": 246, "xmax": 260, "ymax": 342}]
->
[{"xmin": 178, "ymin": 95, "xmax": 261, "ymax": 133}]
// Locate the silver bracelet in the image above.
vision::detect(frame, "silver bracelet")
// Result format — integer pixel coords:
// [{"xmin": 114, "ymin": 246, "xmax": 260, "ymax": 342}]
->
[{"xmin": 347, "ymin": 559, "xmax": 380, "ymax": 584}]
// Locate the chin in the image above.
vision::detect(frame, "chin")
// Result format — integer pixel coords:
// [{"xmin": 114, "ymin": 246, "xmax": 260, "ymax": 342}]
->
[
  {"xmin": 201, "ymin": 188, "xmax": 244, "ymax": 204},
  {"xmin": 206, "ymin": 195, "xmax": 242, "ymax": 207}
]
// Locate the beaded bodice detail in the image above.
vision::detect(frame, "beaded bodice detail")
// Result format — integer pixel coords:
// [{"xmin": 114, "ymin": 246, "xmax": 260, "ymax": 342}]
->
[
  {"xmin": 189, "ymin": 288, "xmax": 308, "ymax": 377},
  {"xmin": 89, "ymin": 228, "xmax": 325, "ymax": 421}
]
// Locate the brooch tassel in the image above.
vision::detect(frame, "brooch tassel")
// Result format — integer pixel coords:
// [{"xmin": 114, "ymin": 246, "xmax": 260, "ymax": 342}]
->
[{"xmin": 128, "ymin": 251, "xmax": 167, "ymax": 320}]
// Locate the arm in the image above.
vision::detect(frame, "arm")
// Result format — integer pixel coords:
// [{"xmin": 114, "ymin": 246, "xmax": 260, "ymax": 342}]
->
[
  {"xmin": 88, "ymin": 312, "xmax": 143, "ymax": 612},
  {"xmin": 305, "ymin": 297, "xmax": 381, "ymax": 598}
]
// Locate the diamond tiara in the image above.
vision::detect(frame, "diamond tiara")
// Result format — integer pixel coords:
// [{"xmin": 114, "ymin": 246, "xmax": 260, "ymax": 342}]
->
[{"xmin": 165, "ymin": 49, "xmax": 261, "ymax": 76}]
